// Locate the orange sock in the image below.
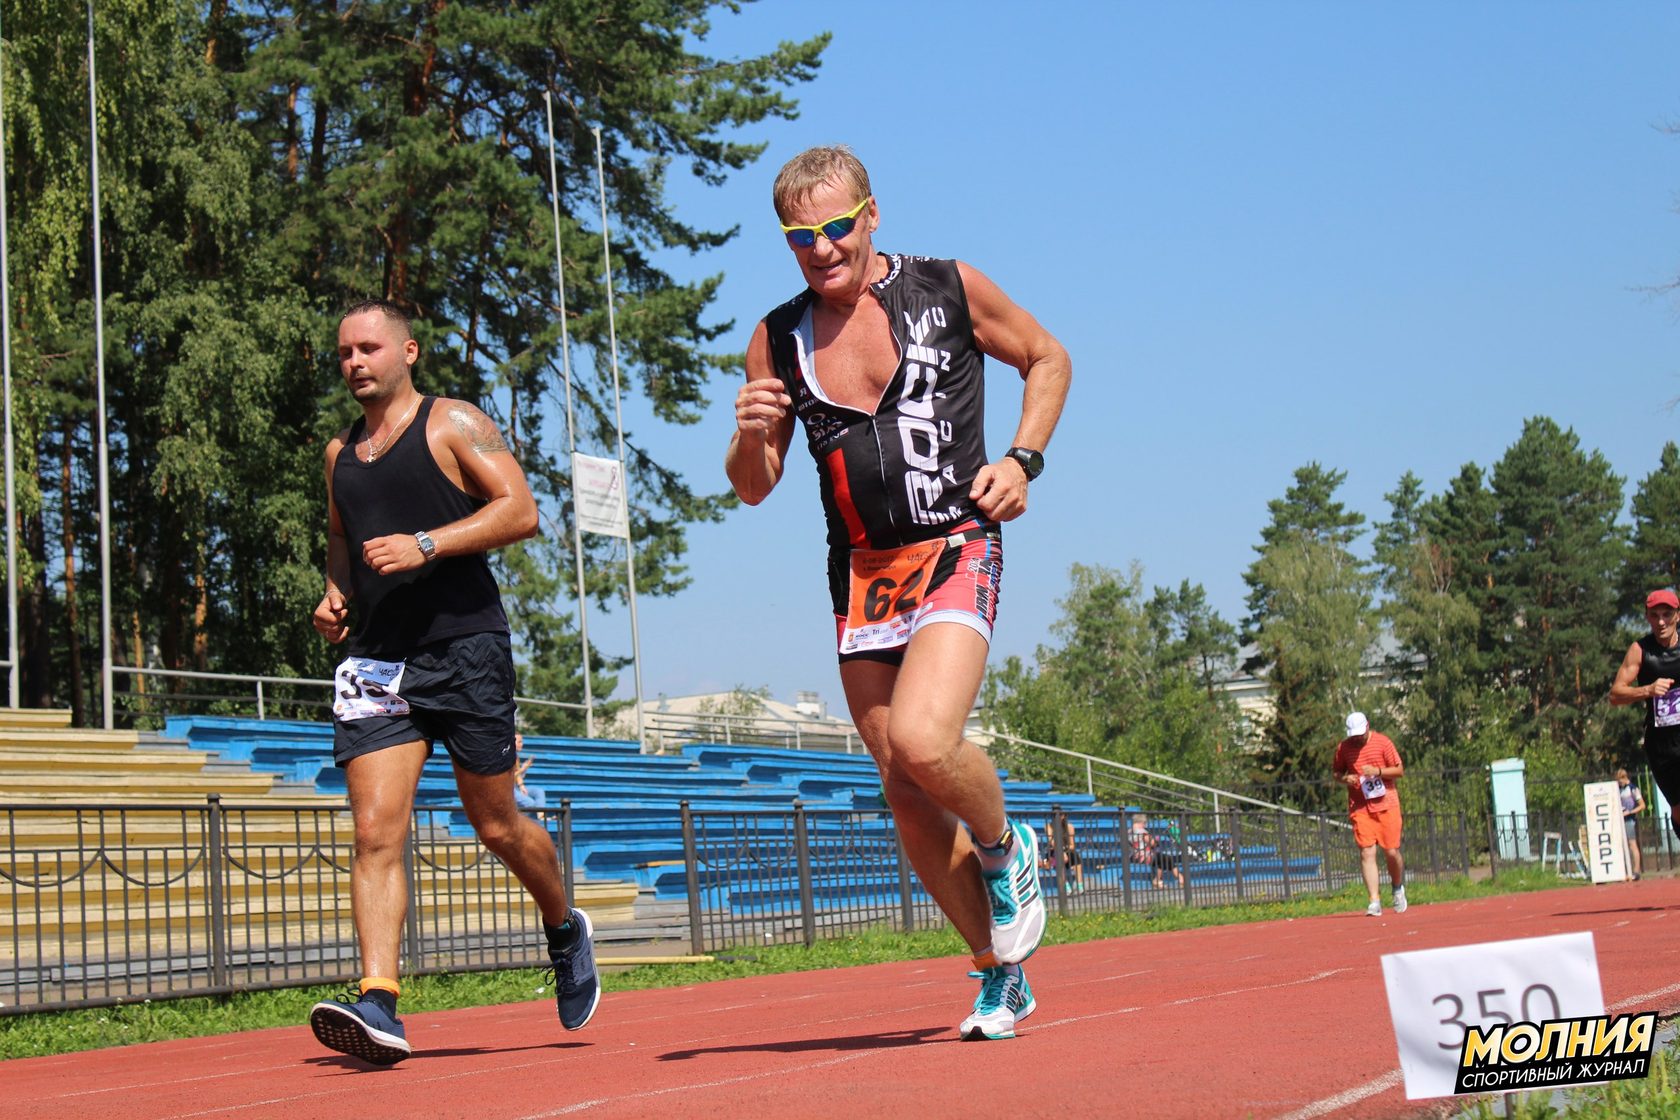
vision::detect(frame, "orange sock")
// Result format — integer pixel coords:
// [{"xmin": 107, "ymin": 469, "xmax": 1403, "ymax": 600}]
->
[
  {"xmin": 970, "ymin": 949, "xmax": 1000, "ymax": 971},
  {"xmin": 359, "ymin": 976, "xmax": 400, "ymax": 997}
]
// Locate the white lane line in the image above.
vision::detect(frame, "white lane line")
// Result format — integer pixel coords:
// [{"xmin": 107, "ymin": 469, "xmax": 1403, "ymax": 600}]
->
[
  {"xmin": 41, "ymin": 1062, "xmax": 323, "ymax": 1102},
  {"xmin": 34, "ymin": 966, "xmax": 1355, "ymax": 1113},
  {"xmin": 1166, "ymin": 969, "xmax": 1348, "ymax": 1006},
  {"xmin": 1610, "ymin": 980, "xmax": 1680, "ymax": 1011},
  {"xmin": 519, "ymin": 1050, "xmax": 883, "ymax": 1117},
  {"xmin": 1271, "ymin": 1069, "xmax": 1403, "ymax": 1120}
]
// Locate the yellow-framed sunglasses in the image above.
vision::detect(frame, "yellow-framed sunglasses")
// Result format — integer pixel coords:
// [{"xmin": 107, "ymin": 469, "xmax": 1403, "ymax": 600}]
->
[{"xmin": 780, "ymin": 197, "xmax": 871, "ymax": 249}]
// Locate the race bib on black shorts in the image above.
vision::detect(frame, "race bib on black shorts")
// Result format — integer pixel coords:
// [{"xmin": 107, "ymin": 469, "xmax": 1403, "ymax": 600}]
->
[{"xmin": 332, "ymin": 656, "xmax": 410, "ymax": 722}]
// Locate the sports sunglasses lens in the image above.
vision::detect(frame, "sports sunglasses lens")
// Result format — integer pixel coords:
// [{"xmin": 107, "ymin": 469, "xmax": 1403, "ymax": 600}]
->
[
  {"xmin": 821, "ymin": 217, "xmax": 857, "ymax": 241},
  {"xmin": 786, "ymin": 228, "xmax": 817, "ymax": 248}
]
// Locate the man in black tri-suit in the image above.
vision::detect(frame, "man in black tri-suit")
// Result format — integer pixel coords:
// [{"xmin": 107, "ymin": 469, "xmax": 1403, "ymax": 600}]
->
[{"xmin": 1611, "ymin": 588, "xmax": 1680, "ymax": 842}]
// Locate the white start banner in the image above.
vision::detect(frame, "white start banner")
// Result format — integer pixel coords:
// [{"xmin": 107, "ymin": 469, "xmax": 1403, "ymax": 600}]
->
[
  {"xmin": 1582, "ymin": 781, "xmax": 1629, "ymax": 884},
  {"xmin": 573, "ymin": 452, "xmax": 629, "ymax": 539}
]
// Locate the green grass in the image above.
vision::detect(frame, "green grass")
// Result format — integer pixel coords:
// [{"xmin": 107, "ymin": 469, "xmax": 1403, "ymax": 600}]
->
[{"xmin": 0, "ymin": 865, "xmax": 1588, "ymax": 1061}]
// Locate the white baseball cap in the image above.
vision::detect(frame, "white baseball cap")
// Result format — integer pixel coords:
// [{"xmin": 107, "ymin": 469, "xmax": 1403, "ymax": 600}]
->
[{"xmin": 1345, "ymin": 712, "xmax": 1369, "ymax": 737}]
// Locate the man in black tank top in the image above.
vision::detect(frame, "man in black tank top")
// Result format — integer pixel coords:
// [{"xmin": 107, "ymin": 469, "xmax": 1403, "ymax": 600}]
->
[
  {"xmin": 306, "ymin": 300, "xmax": 599, "ymax": 1066},
  {"xmin": 726, "ymin": 146, "xmax": 1072, "ymax": 1042},
  {"xmin": 1611, "ymin": 588, "xmax": 1680, "ymax": 841}
]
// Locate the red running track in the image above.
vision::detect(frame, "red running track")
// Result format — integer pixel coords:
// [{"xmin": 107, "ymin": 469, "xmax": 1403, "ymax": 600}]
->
[{"xmin": 6, "ymin": 880, "xmax": 1679, "ymax": 1120}]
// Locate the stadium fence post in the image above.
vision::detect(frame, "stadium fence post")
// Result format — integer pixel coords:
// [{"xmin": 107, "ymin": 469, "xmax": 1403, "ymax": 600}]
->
[
  {"xmin": 894, "ymin": 826, "xmax": 915, "ymax": 932},
  {"xmin": 205, "ymin": 795, "xmax": 229, "ymax": 990},
  {"xmin": 1276, "ymin": 809, "xmax": 1292, "ymax": 902},
  {"xmin": 1317, "ymin": 812, "xmax": 1332, "ymax": 893},
  {"xmin": 1458, "ymin": 810, "xmax": 1471, "ymax": 878},
  {"xmin": 792, "ymin": 801, "xmax": 816, "ymax": 948},
  {"xmin": 1486, "ymin": 811, "xmax": 1500, "ymax": 881},
  {"xmin": 1426, "ymin": 811, "xmax": 1439, "ymax": 882},
  {"xmin": 1231, "ymin": 809, "xmax": 1245, "ymax": 903},
  {"xmin": 1179, "ymin": 814, "xmax": 1194, "ymax": 907},
  {"xmin": 559, "ymin": 799, "xmax": 575, "ymax": 902},
  {"xmin": 1051, "ymin": 807, "xmax": 1069, "ymax": 916},
  {"xmin": 402, "ymin": 817, "xmax": 422, "ymax": 972},
  {"xmin": 680, "ymin": 802, "xmax": 704, "ymax": 955},
  {"xmin": 1117, "ymin": 806, "xmax": 1132, "ymax": 911}
]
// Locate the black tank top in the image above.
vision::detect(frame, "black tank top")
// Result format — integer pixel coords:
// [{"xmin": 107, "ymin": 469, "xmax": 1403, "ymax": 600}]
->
[
  {"xmin": 332, "ymin": 396, "xmax": 508, "ymax": 657},
  {"xmin": 1635, "ymin": 634, "xmax": 1680, "ymax": 748},
  {"xmin": 763, "ymin": 254, "xmax": 991, "ymax": 551}
]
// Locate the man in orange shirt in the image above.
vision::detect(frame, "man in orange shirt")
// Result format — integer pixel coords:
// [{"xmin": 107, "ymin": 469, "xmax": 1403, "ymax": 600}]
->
[{"xmin": 1332, "ymin": 711, "xmax": 1406, "ymax": 917}]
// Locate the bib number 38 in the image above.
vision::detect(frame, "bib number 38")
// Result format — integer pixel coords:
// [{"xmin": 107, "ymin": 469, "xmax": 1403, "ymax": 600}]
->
[{"xmin": 332, "ymin": 656, "xmax": 410, "ymax": 722}]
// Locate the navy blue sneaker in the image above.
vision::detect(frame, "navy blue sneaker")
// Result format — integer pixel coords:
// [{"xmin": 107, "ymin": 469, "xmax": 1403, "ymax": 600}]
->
[
  {"xmin": 545, "ymin": 908, "xmax": 601, "ymax": 1031},
  {"xmin": 309, "ymin": 990, "xmax": 411, "ymax": 1066}
]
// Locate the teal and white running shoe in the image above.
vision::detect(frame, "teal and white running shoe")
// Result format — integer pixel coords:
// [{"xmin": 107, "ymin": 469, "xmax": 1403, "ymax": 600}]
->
[
  {"xmin": 984, "ymin": 819, "xmax": 1046, "ymax": 964},
  {"xmin": 959, "ymin": 963, "xmax": 1037, "ymax": 1041}
]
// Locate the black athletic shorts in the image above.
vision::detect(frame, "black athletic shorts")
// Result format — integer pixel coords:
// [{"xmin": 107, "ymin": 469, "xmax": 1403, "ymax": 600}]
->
[{"xmin": 331, "ymin": 631, "xmax": 517, "ymax": 775}]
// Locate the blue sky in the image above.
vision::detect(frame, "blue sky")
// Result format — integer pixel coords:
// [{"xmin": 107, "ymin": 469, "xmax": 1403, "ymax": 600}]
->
[{"xmin": 570, "ymin": 2, "xmax": 1680, "ymax": 714}]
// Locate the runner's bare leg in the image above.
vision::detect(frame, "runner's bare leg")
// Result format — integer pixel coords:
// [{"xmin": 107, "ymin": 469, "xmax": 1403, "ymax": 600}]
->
[
  {"xmin": 1383, "ymin": 845, "xmax": 1405, "ymax": 890},
  {"xmin": 1359, "ymin": 843, "xmax": 1381, "ymax": 904},
  {"xmin": 345, "ymin": 741, "xmax": 430, "ymax": 979},
  {"xmin": 841, "ymin": 623, "xmax": 1004, "ymax": 954},
  {"xmin": 455, "ymin": 764, "xmax": 572, "ymax": 925}
]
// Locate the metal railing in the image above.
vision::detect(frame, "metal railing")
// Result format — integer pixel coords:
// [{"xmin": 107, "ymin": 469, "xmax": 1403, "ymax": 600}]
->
[
  {"xmin": 0, "ymin": 796, "xmax": 580, "ymax": 1014},
  {"xmin": 5, "ymin": 790, "xmax": 1484, "ymax": 1013},
  {"xmin": 644, "ymin": 710, "xmax": 862, "ymax": 755},
  {"xmin": 108, "ymin": 666, "xmax": 589, "ymax": 727},
  {"xmin": 647, "ymin": 716, "xmax": 1313, "ymax": 828},
  {"xmin": 1485, "ymin": 808, "xmax": 1678, "ymax": 878},
  {"xmin": 974, "ymin": 728, "xmax": 1311, "ymax": 822},
  {"xmin": 677, "ymin": 800, "xmax": 1474, "ymax": 955}
]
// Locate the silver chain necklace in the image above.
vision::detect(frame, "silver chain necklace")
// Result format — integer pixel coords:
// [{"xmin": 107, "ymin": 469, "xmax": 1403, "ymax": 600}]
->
[{"xmin": 363, "ymin": 396, "xmax": 420, "ymax": 463}]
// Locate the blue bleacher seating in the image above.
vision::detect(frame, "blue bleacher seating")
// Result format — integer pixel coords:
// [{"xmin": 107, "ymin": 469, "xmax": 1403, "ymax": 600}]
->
[{"xmin": 160, "ymin": 719, "xmax": 1321, "ymax": 912}]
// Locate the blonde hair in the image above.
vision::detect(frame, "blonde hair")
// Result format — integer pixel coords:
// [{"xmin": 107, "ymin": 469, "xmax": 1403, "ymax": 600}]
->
[{"xmin": 772, "ymin": 145, "xmax": 872, "ymax": 220}]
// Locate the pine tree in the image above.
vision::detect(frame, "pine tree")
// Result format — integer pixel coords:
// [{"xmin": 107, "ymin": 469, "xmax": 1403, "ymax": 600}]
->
[
  {"xmin": 3, "ymin": 2, "xmax": 828, "ymax": 718},
  {"xmin": 1242, "ymin": 465, "xmax": 1377, "ymax": 798},
  {"xmin": 1623, "ymin": 442, "xmax": 1680, "ymax": 612},
  {"xmin": 1487, "ymin": 417, "xmax": 1627, "ymax": 760}
]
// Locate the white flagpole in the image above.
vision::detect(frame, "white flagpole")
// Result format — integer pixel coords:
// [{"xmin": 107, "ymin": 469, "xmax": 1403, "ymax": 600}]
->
[
  {"xmin": 87, "ymin": 1, "xmax": 113, "ymax": 729},
  {"xmin": 591, "ymin": 127, "xmax": 645, "ymax": 748},
  {"xmin": 0, "ymin": 7, "xmax": 18, "ymax": 708},
  {"xmin": 544, "ymin": 91, "xmax": 595, "ymax": 738}
]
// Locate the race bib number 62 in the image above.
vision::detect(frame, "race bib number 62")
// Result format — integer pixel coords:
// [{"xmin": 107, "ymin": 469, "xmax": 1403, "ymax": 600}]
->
[
  {"xmin": 332, "ymin": 656, "xmax": 410, "ymax": 722},
  {"xmin": 839, "ymin": 539, "xmax": 946, "ymax": 655}
]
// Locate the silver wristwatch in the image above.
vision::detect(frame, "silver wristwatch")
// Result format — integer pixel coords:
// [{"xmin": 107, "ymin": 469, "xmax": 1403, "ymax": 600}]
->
[{"xmin": 414, "ymin": 531, "xmax": 438, "ymax": 562}]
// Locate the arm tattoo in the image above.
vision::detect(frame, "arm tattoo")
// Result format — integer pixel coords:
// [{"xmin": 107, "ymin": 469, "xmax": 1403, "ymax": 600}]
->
[{"xmin": 448, "ymin": 405, "xmax": 509, "ymax": 454}]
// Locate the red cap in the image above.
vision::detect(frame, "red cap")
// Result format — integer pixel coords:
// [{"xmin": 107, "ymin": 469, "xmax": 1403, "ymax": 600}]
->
[{"xmin": 1647, "ymin": 589, "xmax": 1679, "ymax": 610}]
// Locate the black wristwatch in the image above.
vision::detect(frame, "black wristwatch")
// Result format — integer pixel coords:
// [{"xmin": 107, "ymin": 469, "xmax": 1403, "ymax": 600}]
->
[{"xmin": 1005, "ymin": 447, "xmax": 1044, "ymax": 481}]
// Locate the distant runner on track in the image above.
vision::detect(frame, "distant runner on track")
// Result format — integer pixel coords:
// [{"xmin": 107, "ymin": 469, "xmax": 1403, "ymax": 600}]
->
[
  {"xmin": 307, "ymin": 299, "xmax": 599, "ymax": 1066},
  {"xmin": 1332, "ymin": 711, "xmax": 1406, "ymax": 917},
  {"xmin": 1610, "ymin": 588, "xmax": 1680, "ymax": 841},
  {"xmin": 726, "ymin": 145, "xmax": 1072, "ymax": 1041}
]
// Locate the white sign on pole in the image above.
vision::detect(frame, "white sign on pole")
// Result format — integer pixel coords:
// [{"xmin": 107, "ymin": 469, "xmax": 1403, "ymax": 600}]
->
[
  {"xmin": 1582, "ymin": 781, "xmax": 1629, "ymax": 884},
  {"xmin": 1381, "ymin": 931, "xmax": 1603, "ymax": 1099},
  {"xmin": 573, "ymin": 452, "xmax": 629, "ymax": 539}
]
